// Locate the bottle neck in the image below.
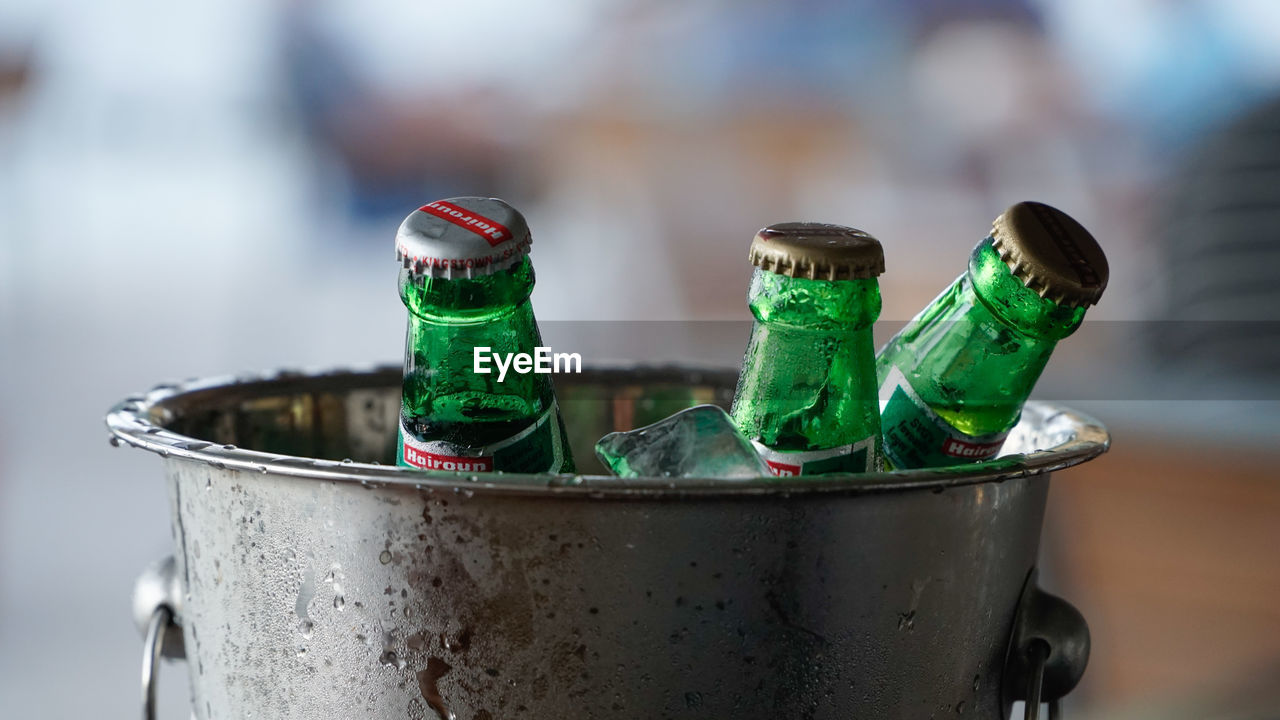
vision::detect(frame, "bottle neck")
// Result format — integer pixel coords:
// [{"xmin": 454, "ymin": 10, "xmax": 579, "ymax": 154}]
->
[
  {"xmin": 732, "ymin": 269, "xmax": 883, "ymax": 457},
  {"xmin": 747, "ymin": 268, "xmax": 881, "ymax": 331},
  {"xmin": 398, "ymin": 255, "xmax": 551, "ymax": 431},
  {"xmin": 399, "ymin": 258, "xmax": 535, "ymax": 325},
  {"xmin": 967, "ymin": 237, "xmax": 1085, "ymax": 341},
  {"xmin": 399, "ymin": 261, "xmax": 555, "ymax": 440},
  {"xmin": 873, "ymin": 238, "xmax": 1089, "ymax": 440}
]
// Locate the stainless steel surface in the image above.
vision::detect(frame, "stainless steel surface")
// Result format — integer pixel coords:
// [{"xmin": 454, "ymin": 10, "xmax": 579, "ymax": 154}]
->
[{"xmin": 107, "ymin": 365, "xmax": 1109, "ymax": 719}]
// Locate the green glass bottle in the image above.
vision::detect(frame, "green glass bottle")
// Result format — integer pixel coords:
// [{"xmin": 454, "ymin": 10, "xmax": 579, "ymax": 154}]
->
[
  {"xmin": 875, "ymin": 201, "xmax": 1108, "ymax": 469},
  {"xmin": 730, "ymin": 223, "xmax": 886, "ymax": 476},
  {"xmin": 395, "ymin": 197, "xmax": 574, "ymax": 473}
]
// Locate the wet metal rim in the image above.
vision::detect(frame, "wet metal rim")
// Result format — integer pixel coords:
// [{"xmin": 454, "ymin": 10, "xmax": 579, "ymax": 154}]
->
[{"xmin": 105, "ymin": 364, "xmax": 1110, "ymax": 499}]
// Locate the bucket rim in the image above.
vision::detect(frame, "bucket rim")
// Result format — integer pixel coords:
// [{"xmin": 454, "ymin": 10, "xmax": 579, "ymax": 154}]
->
[{"xmin": 105, "ymin": 363, "xmax": 1109, "ymax": 498}]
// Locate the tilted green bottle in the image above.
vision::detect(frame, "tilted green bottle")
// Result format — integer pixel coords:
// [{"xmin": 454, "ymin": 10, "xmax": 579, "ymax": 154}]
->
[
  {"xmin": 395, "ymin": 197, "xmax": 574, "ymax": 473},
  {"xmin": 875, "ymin": 201, "xmax": 1108, "ymax": 469},
  {"xmin": 730, "ymin": 223, "xmax": 886, "ymax": 476}
]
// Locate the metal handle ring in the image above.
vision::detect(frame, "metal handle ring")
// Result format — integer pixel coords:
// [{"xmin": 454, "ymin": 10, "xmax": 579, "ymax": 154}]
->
[
  {"xmin": 1024, "ymin": 638, "xmax": 1064, "ymax": 720},
  {"xmin": 142, "ymin": 605, "xmax": 174, "ymax": 720}
]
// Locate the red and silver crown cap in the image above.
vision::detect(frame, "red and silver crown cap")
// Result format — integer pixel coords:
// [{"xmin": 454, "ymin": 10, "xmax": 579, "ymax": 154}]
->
[{"xmin": 396, "ymin": 197, "xmax": 533, "ymax": 279}]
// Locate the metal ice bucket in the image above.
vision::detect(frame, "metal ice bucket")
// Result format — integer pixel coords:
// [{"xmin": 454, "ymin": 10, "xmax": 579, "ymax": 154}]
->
[{"xmin": 108, "ymin": 365, "xmax": 1107, "ymax": 720}]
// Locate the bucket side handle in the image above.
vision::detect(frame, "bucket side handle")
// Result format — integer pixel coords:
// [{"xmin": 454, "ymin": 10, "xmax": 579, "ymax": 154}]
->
[
  {"xmin": 1002, "ymin": 568, "xmax": 1091, "ymax": 719},
  {"xmin": 133, "ymin": 556, "xmax": 186, "ymax": 720}
]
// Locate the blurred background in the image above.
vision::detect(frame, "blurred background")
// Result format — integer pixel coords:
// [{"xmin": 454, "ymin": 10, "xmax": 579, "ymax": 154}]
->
[{"xmin": 2, "ymin": 0, "xmax": 1279, "ymax": 717}]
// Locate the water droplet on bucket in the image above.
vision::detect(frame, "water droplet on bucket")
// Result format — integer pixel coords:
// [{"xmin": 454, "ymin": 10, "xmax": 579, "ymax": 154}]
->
[
  {"xmin": 443, "ymin": 627, "xmax": 472, "ymax": 652},
  {"xmin": 956, "ymin": 701, "xmax": 965, "ymax": 714},
  {"xmin": 296, "ymin": 647, "xmax": 307, "ymax": 657},
  {"xmin": 222, "ymin": 444, "xmax": 236, "ymax": 450},
  {"xmin": 298, "ymin": 619, "xmax": 314, "ymax": 638},
  {"xmin": 417, "ymin": 658, "xmax": 455, "ymax": 720},
  {"xmin": 379, "ymin": 551, "xmax": 392, "ymax": 565},
  {"xmin": 333, "ymin": 595, "xmax": 345, "ymax": 611},
  {"xmin": 109, "ymin": 436, "xmax": 120, "ymax": 448},
  {"xmin": 341, "ymin": 458, "xmax": 354, "ymax": 465}
]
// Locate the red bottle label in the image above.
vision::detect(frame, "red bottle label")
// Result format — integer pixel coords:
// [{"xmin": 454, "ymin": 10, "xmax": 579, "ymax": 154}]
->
[
  {"xmin": 398, "ymin": 404, "xmax": 564, "ymax": 473},
  {"xmin": 750, "ymin": 436, "xmax": 880, "ymax": 476}
]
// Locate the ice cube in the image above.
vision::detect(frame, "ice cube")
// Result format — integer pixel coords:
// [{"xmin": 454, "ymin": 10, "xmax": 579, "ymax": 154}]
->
[{"xmin": 594, "ymin": 404, "xmax": 771, "ymax": 479}]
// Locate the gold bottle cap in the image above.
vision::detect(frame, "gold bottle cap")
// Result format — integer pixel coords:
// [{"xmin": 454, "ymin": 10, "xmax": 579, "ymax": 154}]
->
[
  {"xmin": 748, "ymin": 222, "xmax": 885, "ymax": 281},
  {"xmin": 990, "ymin": 201, "xmax": 1108, "ymax": 308}
]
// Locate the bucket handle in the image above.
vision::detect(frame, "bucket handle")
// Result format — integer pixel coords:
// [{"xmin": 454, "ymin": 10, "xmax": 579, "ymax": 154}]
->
[
  {"xmin": 142, "ymin": 606, "xmax": 176, "ymax": 720},
  {"xmin": 1002, "ymin": 568, "xmax": 1090, "ymax": 719},
  {"xmin": 1021, "ymin": 638, "xmax": 1061, "ymax": 719},
  {"xmin": 134, "ymin": 557, "xmax": 185, "ymax": 720}
]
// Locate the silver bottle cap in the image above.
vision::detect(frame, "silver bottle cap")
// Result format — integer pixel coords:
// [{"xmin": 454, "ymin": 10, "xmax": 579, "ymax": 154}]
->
[{"xmin": 395, "ymin": 197, "xmax": 533, "ymax": 279}]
